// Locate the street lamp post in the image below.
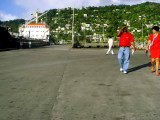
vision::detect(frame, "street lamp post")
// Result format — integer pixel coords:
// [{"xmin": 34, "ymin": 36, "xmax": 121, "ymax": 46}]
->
[
  {"xmin": 102, "ymin": 24, "xmax": 106, "ymax": 42},
  {"xmin": 142, "ymin": 23, "xmax": 143, "ymax": 38},
  {"xmin": 103, "ymin": 25, "xmax": 104, "ymax": 41},
  {"xmin": 139, "ymin": 16, "xmax": 143, "ymax": 38},
  {"xmin": 139, "ymin": 16, "xmax": 146, "ymax": 38},
  {"xmin": 72, "ymin": 6, "xmax": 75, "ymax": 47}
]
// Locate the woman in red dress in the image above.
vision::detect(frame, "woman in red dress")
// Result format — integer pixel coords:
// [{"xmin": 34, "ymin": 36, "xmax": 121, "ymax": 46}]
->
[{"xmin": 146, "ymin": 26, "xmax": 160, "ymax": 76}]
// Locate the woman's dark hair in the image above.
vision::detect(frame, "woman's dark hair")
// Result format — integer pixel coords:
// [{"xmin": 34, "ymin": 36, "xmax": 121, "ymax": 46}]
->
[
  {"xmin": 152, "ymin": 26, "xmax": 159, "ymax": 31},
  {"xmin": 108, "ymin": 35, "xmax": 111, "ymax": 38}
]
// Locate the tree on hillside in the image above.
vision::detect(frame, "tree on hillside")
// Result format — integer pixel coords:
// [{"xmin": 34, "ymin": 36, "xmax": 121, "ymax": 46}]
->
[{"xmin": 2, "ymin": 19, "xmax": 25, "ymax": 33}]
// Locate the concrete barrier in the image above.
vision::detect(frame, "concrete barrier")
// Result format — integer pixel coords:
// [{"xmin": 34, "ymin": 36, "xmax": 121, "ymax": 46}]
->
[
  {"xmin": 74, "ymin": 42, "xmax": 147, "ymax": 49},
  {"xmin": 19, "ymin": 39, "xmax": 49, "ymax": 49}
]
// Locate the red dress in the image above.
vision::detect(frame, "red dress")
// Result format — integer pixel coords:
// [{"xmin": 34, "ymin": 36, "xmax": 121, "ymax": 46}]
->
[{"xmin": 149, "ymin": 33, "xmax": 160, "ymax": 58}]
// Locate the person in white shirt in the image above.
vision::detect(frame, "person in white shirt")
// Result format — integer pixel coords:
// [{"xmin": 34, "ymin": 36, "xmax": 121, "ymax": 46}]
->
[{"xmin": 106, "ymin": 36, "xmax": 114, "ymax": 55}]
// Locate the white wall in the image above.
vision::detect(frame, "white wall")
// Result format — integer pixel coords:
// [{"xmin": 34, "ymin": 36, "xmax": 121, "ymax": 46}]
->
[{"xmin": 19, "ymin": 25, "xmax": 49, "ymax": 40}]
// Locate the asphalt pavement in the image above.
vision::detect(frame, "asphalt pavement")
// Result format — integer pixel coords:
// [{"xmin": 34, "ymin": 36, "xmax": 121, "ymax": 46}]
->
[{"xmin": 0, "ymin": 45, "xmax": 160, "ymax": 120}]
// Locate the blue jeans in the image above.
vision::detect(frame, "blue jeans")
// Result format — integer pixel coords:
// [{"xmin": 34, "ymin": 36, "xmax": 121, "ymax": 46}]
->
[{"xmin": 118, "ymin": 47, "xmax": 130, "ymax": 71}]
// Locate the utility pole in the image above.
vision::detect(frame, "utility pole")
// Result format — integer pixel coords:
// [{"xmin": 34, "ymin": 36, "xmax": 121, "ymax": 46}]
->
[
  {"xmin": 139, "ymin": 16, "xmax": 143, "ymax": 38},
  {"xmin": 103, "ymin": 25, "xmax": 104, "ymax": 38},
  {"xmin": 103, "ymin": 25, "xmax": 105, "ymax": 42},
  {"xmin": 72, "ymin": 5, "xmax": 75, "ymax": 47},
  {"xmin": 142, "ymin": 23, "xmax": 143, "ymax": 38}
]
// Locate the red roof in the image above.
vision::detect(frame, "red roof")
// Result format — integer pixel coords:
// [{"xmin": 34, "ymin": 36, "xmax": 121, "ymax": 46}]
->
[{"xmin": 27, "ymin": 23, "xmax": 46, "ymax": 26}]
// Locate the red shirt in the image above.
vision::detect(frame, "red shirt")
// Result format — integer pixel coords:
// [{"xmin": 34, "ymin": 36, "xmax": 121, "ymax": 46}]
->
[
  {"xmin": 119, "ymin": 32, "xmax": 134, "ymax": 46},
  {"xmin": 148, "ymin": 33, "xmax": 160, "ymax": 48}
]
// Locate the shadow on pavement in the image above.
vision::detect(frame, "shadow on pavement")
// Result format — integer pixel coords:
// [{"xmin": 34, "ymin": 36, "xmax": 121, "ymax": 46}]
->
[{"xmin": 128, "ymin": 62, "xmax": 151, "ymax": 73}]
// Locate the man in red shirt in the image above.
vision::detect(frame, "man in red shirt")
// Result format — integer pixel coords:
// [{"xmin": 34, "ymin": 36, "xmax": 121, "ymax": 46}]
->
[{"xmin": 117, "ymin": 25, "xmax": 136, "ymax": 74}]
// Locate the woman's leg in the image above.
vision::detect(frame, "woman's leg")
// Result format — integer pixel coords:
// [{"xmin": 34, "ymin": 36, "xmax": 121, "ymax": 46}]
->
[
  {"xmin": 151, "ymin": 58, "xmax": 155, "ymax": 71},
  {"xmin": 155, "ymin": 58, "xmax": 159, "ymax": 74}
]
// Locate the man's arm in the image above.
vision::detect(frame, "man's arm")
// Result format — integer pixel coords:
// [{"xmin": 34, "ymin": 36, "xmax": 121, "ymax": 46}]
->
[
  {"xmin": 112, "ymin": 41, "xmax": 114, "ymax": 47},
  {"xmin": 131, "ymin": 41, "xmax": 136, "ymax": 51},
  {"xmin": 117, "ymin": 26, "xmax": 126, "ymax": 37}
]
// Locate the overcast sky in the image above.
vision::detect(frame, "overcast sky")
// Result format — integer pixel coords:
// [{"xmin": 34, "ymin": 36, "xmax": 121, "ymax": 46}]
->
[{"xmin": 0, "ymin": 0, "xmax": 160, "ymax": 21}]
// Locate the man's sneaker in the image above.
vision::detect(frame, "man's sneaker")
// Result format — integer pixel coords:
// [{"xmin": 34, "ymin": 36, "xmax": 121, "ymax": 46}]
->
[
  {"xmin": 123, "ymin": 71, "xmax": 127, "ymax": 74},
  {"xmin": 120, "ymin": 68, "xmax": 123, "ymax": 72}
]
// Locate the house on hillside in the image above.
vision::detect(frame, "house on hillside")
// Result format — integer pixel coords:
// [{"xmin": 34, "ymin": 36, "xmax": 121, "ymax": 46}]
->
[{"xmin": 84, "ymin": 14, "xmax": 87, "ymax": 17}]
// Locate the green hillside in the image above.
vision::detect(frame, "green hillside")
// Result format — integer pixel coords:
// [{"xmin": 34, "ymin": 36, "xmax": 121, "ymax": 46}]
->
[
  {"xmin": 1, "ymin": 2, "xmax": 160, "ymax": 43},
  {"xmin": 0, "ymin": 19, "xmax": 25, "ymax": 33},
  {"xmin": 40, "ymin": 2, "xmax": 160, "ymax": 42}
]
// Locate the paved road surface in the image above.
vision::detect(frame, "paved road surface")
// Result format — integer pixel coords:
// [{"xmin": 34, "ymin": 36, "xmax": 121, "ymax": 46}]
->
[{"xmin": 0, "ymin": 45, "xmax": 160, "ymax": 120}]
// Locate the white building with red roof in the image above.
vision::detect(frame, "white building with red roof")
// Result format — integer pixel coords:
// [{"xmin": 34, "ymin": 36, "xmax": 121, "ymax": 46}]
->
[
  {"xmin": 19, "ymin": 10, "xmax": 50, "ymax": 42},
  {"xmin": 19, "ymin": 23, "xmax": 50, "ymax": 41}
]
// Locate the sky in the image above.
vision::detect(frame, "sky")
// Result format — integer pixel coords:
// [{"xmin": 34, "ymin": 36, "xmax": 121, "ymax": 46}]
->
[{"xmin": 0, "ymin": 0, "xmax": 160, "ymax": 21}]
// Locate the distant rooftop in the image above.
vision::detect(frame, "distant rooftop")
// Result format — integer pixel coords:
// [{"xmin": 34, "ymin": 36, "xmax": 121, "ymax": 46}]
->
[{"xmin": 27, "ymin": 23, "xmax": 46, "ymax": 26}]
